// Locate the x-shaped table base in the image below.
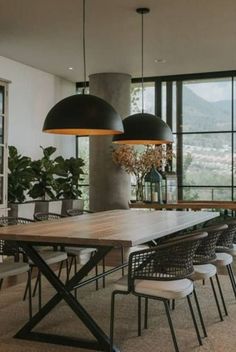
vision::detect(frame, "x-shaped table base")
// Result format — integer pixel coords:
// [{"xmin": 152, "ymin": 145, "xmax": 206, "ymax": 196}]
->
[{"xmin": 15, "ymin": 242, "xmax": 120, "ymax": 352}]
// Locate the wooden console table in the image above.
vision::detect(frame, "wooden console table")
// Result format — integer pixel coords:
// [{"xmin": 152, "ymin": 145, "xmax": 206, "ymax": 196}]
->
[{"xmin": 129, "ymin": 201, "xmax": 236, "ymax": 211}]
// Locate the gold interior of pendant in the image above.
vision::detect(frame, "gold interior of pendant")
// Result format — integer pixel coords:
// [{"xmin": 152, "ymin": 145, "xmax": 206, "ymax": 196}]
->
[{"xmin": 43, "ymin": 128, "xmax": 124, "ymax": 135}]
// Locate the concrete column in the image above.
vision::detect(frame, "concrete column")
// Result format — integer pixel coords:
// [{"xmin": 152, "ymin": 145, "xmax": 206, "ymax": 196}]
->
[{"xmin": 89, "ymin": 73, "xmax": 131, "ymax": 212}]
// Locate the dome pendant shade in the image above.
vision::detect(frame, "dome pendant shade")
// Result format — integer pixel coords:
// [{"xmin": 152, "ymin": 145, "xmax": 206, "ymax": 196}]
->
[
  {"xmin": 112, "ymin": 113, "xmax": 173, "ymax": 144},
  {"xmin": 43, "ymin": 94, "xmax": 124, "ymax": 135}
]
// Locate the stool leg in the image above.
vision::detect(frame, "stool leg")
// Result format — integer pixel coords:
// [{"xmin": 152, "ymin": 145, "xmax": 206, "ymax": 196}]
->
[
  {"xmin": 215, "ymin": 273, "xmax": 228, "ymax": 316},
  {"xmin": 102, "ymin": 257, "xmax": 106, "ymax": 288},
  {"xmin": 187, "ymin": 295, "xmax": 202, "ymax": 346},
  {"xmin": 210, "ymin": 277, "xmax": 223, "ymax": 321},
  {"xmin": 164, "ymin": 300, "xmax": 179, "ymax": 352},
  {"xmin": 227, "ymin": 264, "xmax": 236, "ymax": 299},
  {"xmin": 193, "ymin": 289, "xmax": 207, "ymax": 337},
  {"xmin": 144, "ymin": 298, "xmax": 148, "ymax": 329},
  {"xmin": 121, "ymin": 246, "xmax": 125, "ymax": 277},
  {"xmin": 27, "ymin": 269, "xmax": 32, "ymax": 319}
]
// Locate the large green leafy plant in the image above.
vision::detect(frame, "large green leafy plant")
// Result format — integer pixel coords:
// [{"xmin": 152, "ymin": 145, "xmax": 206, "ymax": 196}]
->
[
  {"xmin": 8, "ymin": 146, "xmax": 34, "ymax": 203},
  {"xmin": 54, "ymin": 157, "xmax": 85, "ymax": 199},
  {"xmin": 29, "ymin": 146, "xmax": 58, "ymax": 200}
]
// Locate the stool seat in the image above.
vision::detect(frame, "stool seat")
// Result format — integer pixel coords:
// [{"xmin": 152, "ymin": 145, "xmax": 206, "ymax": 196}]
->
[
  {"xmin": 64, "ymin": 246, "xmax": 96, "ymax": 256},
  {"xmin": 0, "ymin": 261, "xmax": 30, "ymax": 279},
  {"xmin": 214, "ymin": 252, "xmax": 233, "ymax": 267},
  {"xmin": 114, "ymin": 275, "xmax": 193, "ymax": 300},
  {"xmin": 191, "ymin": 264, "xmax": 217, "ymax": 281},
  {"xmin": 29, "ymin": 251, "xmax": 67, "ymax": 266}
]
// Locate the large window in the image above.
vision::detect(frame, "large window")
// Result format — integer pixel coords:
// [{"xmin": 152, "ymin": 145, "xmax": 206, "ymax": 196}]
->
[
  {"xmin": 132, "ymin": 72, "xmax": 236, "ymax": 201},
  {"xmin": 77, "ymin": 71, "xmax": 236, "ymax": 202}
]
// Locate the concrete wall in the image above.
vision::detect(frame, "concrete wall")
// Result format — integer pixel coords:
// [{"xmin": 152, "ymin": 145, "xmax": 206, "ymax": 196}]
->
[{"xmin": 0, "ymin": 55, "xmax": 75, "ymax": 159}]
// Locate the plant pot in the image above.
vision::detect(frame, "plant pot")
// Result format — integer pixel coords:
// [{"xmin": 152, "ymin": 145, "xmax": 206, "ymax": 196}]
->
[
  {"xmin": 8, "ymin": 202, "xmax": 35, "ymax": 220},
  {"xmin": 34, "ymin": 200, "xmax": 62, "ymax": 215},
  {"xmin": 61, "ymin": 199, "xmax": 84, "ymax": 216}
]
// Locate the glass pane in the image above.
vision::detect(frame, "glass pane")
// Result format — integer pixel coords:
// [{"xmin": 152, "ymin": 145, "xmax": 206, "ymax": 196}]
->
[
  {"xmin": 161, "ymin": 82, "xmax": 166, "ymax": 122},
  {"xmin": 182, "ymin": 78, "xmax": 231, "ymax": 132},
  {"xmin": 131, "ymin": 82, "xmax": 155, "ymax": 115},
  {"xmin": 0, "ymin": 176, "xmax": 3, "ymax": 204},
  {"xmin": 234, "ymin": 77, "xmax": 236, "ymax": 130},
  {"xmin": 183, "ymin": 187, "xmax": 232, "ymax": 201},
  {"xmin": 0, "ymin": 86, "xmax": 4, "ymax": 115},
  {"xmin": 182, "ymin": 133, "xmax": 231, "ymax": 186},
  {"xmin": 0, "ymin": 116, "xmax": 3, "ymax": 144},
  {"xmin": 172, "ymin": 82, "xmax": 177, "ymax": 133},
  {"xmin": 78, "ymin": 137, "xmax": 89, "ymax": 185}
]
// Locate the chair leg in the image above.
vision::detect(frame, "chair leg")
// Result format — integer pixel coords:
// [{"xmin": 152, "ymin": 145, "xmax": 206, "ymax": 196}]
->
[
  {"xmin": 187, "ymin": 295, "xmax": 202, "ymax": 346},
  {"xmin": 23, "ymin": 266, "xmax": 33, "ymax": 301},
  {"xmin": 57, "ymin": 260, "xmax": 64, "ymax": 279},
  {"xmin": 210, "ymin": 277, "xmax": 223, "ymax": 321},
  {"xmin": 74, "ymin": 256, "xmax": 78, "ymax": 299},
  {"xmin": 172, "ymin": 299, "xmax": 175, "ymax": 310},
  {"xmin": 144, "ymin": 298, "xmax": 148, "ymax": 329},
  {"xmin": 95, "ymin": 262, "xmax": 99, "ymax": 291},
  {"xmin": 227, "ymin": 264, "xmax": 236, "ymax": 299},
  {"xmin": 164, "ymin": 300, "xmax": 179, "ymax": 352},
  {"xmin": 27, "ymin": 269, "xmax": 32, "ymax": 319},
  {"xmin": 121, "ymin": 246, "xmax": 125, "ymax": 277},
  {"xmin": 102, "ymin": 257, "xmax": 106, "ymax": 288},
  {"xmin": 0, "ymin": 278, "xmax": 3, "ymax": 290},
  {"xmin": 215, "ymin": 273, "xmax": 228, "ymax": 316},
  {"xmin": 38, "ymin": 271, "xmax": 42, "ymax": 310},
  {"xmin": 138, "ymin": 296, "xmax": 142, "ymax": 336},
  {"xmin": 32, "ymin": 270, "xmax": 40, "ymax": 297},
  {"xmin": 193, "ymin": 289, "xmax": 207, "ymax": 338}
]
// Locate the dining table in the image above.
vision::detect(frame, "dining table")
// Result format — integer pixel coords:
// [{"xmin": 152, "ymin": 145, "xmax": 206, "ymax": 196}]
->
[{"xmin": 0, "ymin": 209, "xmax": 219, "ymax": 351}]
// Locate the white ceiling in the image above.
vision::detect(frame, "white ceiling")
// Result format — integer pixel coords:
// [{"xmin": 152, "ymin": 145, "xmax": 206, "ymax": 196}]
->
[{"xmin": 0, "ymin": 0, "xmax": 236, "ymax": 82}]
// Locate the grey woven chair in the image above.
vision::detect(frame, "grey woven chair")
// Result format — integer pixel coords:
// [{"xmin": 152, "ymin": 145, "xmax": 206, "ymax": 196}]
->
[
  {"xmin": 66, "ymin": 208, "xmax": 126, "ymax": 289},
  {"xmin": 110, "ymin": 232, "xmax": 207, "ymax": 352},
  {"xmin": 203, "ymin": 217, "xmax": 236, "ymax": 300},
  {"xmin": 0, "ymin": 216, "xmax": 35, "ymax": 318},
  {"xmin": 34, "ymin": 211, "xmax": 99, "ymax": 294}
]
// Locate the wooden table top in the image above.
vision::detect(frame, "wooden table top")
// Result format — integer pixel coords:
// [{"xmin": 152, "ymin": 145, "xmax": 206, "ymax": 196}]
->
[
  {"xmin": 0, "ymin": 210, "xmax": 219, "ymax": 247},
  {"xmin": 129, "ymin": 201, "xmax": 236, "ymax": 211}
]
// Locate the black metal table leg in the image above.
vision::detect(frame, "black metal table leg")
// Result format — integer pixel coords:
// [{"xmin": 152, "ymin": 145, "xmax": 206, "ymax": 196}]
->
[{"xmin": 15, "ymin": 242, "xmax": 120, "ymax": 352}]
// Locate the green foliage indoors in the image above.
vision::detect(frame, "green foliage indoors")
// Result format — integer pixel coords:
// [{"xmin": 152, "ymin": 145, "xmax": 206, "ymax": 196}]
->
[
  {"xmin": 28, "ymin": 146, "xmax": 58, "ymax": 200},
  {"xmin": 8, "ymin": 146, "xmax": 34, "ymax": 203},
  {"xmin": 54, "ymin": 157, "xmax": 85, "ymax": 199}
]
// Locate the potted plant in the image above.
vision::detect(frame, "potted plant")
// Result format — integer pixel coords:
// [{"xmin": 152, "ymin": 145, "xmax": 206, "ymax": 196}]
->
[
  {"xmin": 29, "ymin": 146, "xmax": 62, "ymax": 214},
  {"xmin": 8, "ymin": 146, "xmax": 35, "ymax": 218},
  {"xmin": 54, "ymin": 156, "xmax": 85, "ymax": 216}
]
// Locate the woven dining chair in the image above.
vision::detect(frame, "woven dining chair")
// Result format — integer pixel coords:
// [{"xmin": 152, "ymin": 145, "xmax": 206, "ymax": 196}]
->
[
  {"xmin": 66, "ymin": 208, "xmax": 126, "ymax": 289},
  {"xmin": 110, "ymin": 232, "xmax": 207, "ymax": 352},
  {"xmin": 0, "ymin": 217, "xmax": 36, "ymax": 318},
  {"xmin": 34, "ymin": 211, "xmax": 99, "ymax": 295}
]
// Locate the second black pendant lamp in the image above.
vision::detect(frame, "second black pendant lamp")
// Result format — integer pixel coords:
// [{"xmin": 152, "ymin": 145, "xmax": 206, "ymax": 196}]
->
[
  {"xmin": 43, "ymin": 0, "xmax": 124, "ymax": 136},
  {"xmin": 113, "ymin": 8, "xmax": 173, "ymax": 145}
]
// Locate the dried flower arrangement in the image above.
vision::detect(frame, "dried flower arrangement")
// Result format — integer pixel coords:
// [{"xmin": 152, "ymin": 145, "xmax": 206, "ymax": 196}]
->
[{"xmin": 112, "ymin": 145, "xmax": 174, "ymax": 200}]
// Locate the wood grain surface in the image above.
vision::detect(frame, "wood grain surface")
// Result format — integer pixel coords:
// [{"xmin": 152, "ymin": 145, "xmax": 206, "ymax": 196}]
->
[{"xmin": 0, "ymin": 210, "xmax": 219, "ymax": 247}]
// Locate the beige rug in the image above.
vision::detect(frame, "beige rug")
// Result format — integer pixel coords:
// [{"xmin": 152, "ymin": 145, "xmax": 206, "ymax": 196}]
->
[{"xmin": 1, "ymin": 268, "xmax": 236, "ymax": 352}]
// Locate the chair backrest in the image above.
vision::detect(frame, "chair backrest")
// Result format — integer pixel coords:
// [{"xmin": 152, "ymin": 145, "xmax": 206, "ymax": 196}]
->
[
  {"xmin": 34, "ymin": 212, "xmax": 64, "ymax": 221},
  {"xmin": 194, "ymin": 224, "xmax": 228, "ymax": 264},
  {"xmin": 216, "ymin": 219, "xmax": 236, "ymax": 249},
  {"xmin": 0, "ymin": 217, "xmax": 34, "ymax": 260},
  {"xmin": 127, "ymin": 232, "xmax": 207, "ymax": 291}
]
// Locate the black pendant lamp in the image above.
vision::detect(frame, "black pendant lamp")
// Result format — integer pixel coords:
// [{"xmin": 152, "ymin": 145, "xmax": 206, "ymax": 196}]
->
[
  {"xmin": 113, "ymin": 8, "xmax": 173, "ymax": 145},
  {"xmin": 43, "ymin": 0, "xmax": 124, "ymax": 136}
]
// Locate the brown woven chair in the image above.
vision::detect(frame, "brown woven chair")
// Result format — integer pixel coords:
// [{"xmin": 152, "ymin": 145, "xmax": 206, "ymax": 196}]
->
[{"xmin": 110, "ymin": 232, "xmax": 207, "ymax": 352}]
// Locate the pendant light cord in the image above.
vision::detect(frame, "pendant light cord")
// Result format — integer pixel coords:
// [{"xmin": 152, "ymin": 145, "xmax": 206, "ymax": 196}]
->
[
  {"xmin": 82, "ymin": 0, "xmax": 87, "ymax": 94},
  {"xmin": 141, "ymin": 11, "xmax": 144, "ymax": 113}
]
